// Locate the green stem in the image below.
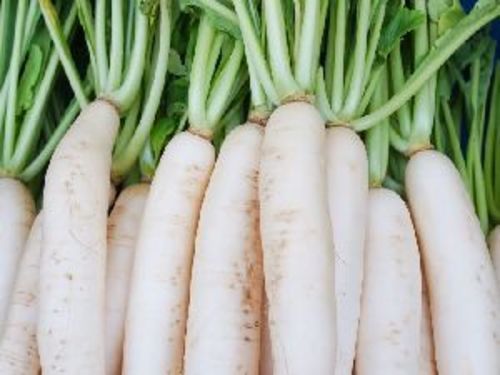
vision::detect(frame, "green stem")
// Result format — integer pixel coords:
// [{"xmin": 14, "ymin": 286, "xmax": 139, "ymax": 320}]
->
[
  {"xmin": 294, "ymin": 0, "xmax": 322, "ymax": 92},
  {"xmin": 8, "ymin": 4, "xmax": 78, "ymax": 174},
  {"xmin": 341, "ymin": 0, "xmax": 371, "ymax": 119},
  {"xmin": 207, "ymin": 42, "xmax": 245, "ymax": 126},
  {"xmin": 188, "ymin": 16, "xmax": 216, "ymax": 134},
  {"xmin": 75, "ymin": 0, "xmax": 99, "ymax": 92},
  {"xmin": 389, "ymin": 44, "xmax": 412, "ymax": 138},
  {"xmin": 107, "ymin": 7, "xmax": 149, "ymax": 111},
  {"xmin": 112, "ymin": 0, "xmax": 171, "ymax": 180},
  {"xmin": 107, "ymin": 0, "xmax": 124, "ymax": 91},
  {"xmin": 22, "ymin": 0, "xmax": 40, "ymax": 54},
  {"xmin": 0, "ymin": 0, "xmax": 15, "ymax": 83},
  {"xmin": 441, "ymin": 100, "xmax": 468, "ymax": 184},
  {"xmin": 330, "ymin": 0, "xmax": 346, "ymax": 113},
  {"xmin": 4, "ymin": 0, "xmax": 28, "ymax": 163},
  {"xmin": 19, "ymin": 97, "xmax": 81, "ymax": 181},
  {"xmin": 263, "ymin": 0, "xmax": 297, "ymax": 98},
  {"xmin": 351, "ymin": 3, "xmax": 500, "ymax": 131},
  {"xmin": 39, "ymin": 0, "xmax": 88, "ymax": 107},
  {"xmin": 95, "ymin": 0, "xmax": 109, "ymax": 90},
  {"xmin": 485, "ymin": 65, "xmax": 500, "ymax": 222},
  {"xmin": 233, "ymin": 0, "xmax": 279, "ymax": 104}
]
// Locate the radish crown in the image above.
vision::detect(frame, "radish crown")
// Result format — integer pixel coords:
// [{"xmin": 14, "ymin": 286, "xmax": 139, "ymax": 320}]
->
[
  {"xmin": 0, "ymin": 1, "xmax": 81, "ymax": 183},
  {"xmin": 39, "ymin": 0, "xmax": 173, "ymax": 181}
]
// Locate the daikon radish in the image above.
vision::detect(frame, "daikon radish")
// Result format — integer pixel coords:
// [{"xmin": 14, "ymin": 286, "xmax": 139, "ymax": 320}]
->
[
  {"xmin": 0, "ymin": 179, "xmax": 35, "ymax": 330},
  {"xmin": 406, "ymin": 150, "xmax": 500, "ymax": 374},
  {"xmin": 0, "ymin": 214, "xmax": 42, "ymax": 375},
  {"xmin": 184, "ymin": 123, "xmax": 264, "ymax": 374},
  {"xmin": 356, "ymin": 188, "xmax": 421, "ymax": 375},
  {"xmin": 105, "ymin": 184, "xmax": 149, "ymax": 375},
  {"xmin": 123, "ymin": 132, "xmax": 214, "ymax": 375},
  {"xmin": 38, "ymin": 100, "xmax": 119, "ymax": 374},
  {"xmin": 326, "ymin": 127, "xmax": 368, "ymax": 375},
  {"xmin": 259, "ymin": 102, "xmax": 336, "ymax": 374}
]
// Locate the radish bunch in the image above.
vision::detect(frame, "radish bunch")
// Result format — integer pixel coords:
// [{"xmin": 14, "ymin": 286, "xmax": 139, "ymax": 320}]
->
[{"xmin": 0, "ymin": 1, "xmax": 499, "ymax": 375}]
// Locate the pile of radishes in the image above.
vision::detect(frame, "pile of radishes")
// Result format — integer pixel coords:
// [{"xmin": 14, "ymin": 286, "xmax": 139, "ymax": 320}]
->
[{"xmin": 1, "ymin": 0, "xmax": 500, "ymax": 374}]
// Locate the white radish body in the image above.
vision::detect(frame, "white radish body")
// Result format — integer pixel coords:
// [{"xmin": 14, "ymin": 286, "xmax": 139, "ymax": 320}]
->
[
  {"xmin": 356, "ymin": 188, "xmax": 421, "ymax": 375},
  {"xmin": 406, "ymin": 150, "xmax": 500, "ymax": 375},
  {"xmin": 259, "ymin": 293, "xmax": 273, "ymax": 375},
  {"xmin": 0, "ymin": 214, "xmax": 42, "ymax": 375},
  {"xmin": 105, "ymin": 184, "xmax": 149, "ymax": 375},
  {"xmin": 420, "ymin": 275, "xmax": 437, "ymax": 375},
  {"xmin": 38, "ymin": 100, "xmax": 119, "ymax": 375},
  {"xmin": 488, "ymin": 226, "xmax": 500, "ymax": 284},
  {"xmin": 184, "ymin": 123, "xmax": 264, "ymax": 375},
  {"xmin": 0, "ymin": 178, "xmax": 35, "ymax": 329},
  {"xmin": 259, "ymin": 102, "xmax": 336, "ymax": 374},
  {"xmin": 326, "ymin": 127, "xmax": 368, "ymax": 375},
  {"xmin": 123, "ymin": 131, "xmax": 214, "ymax": 375}
]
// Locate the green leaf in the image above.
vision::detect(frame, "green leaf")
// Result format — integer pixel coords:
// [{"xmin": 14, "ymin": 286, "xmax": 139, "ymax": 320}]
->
[
  {"xmin": 168, "ymin": 50, "xmax": 187, "ymax": 76},
  {"xmin": 428, "ymin": 0, "xmax": 465, "ymax": 35},
  {"xmin": 150, "ymin": 117, "xmax": 177, "ymax": 160},
  {"xmin": 17, "ymin": 45, "xmax": 44, "ymax": 115},
  {"xmin": 377, "ymin": 7, "xmax": 425, "ymax": 58},
  {"xmin": 139, "ymin": 0, "xmax": 160, "ymax": 20},
  {"xmin": 179, "ymin": 0, "xmax": 241, "ymax": 39}
]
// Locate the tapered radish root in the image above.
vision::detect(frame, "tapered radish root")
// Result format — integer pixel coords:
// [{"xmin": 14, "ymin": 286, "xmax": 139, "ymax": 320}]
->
[
  {"xmin": 406, "ymin": 150, "xmax": 500, "ymax": 375},
  {"xmin": 0, "ymin": 178, "xmax": 35, "ymax": 329},
  {"xmin": 326, "ymin": 127, "xmax": 368, "ymax": 375},
  {"xmin": 356, "ymin": 188, "xmax": 421, "ymax": 375},
  {"xmin": 259, "ymin": 102, "xmax": 336, "ymax": 374},
  {"xmin": 105, "ymin": 184, "xmax": 149, "ymax": 375},
  {"xmin": 38, "ymin": 100, "xmax": 120, "ymax": 375},
  {"xmin": 0, "ymin": 214, "xmax": 42, "ymax": 375},
  {"xmin": 420, "ymin": 275, "xmax": 437, "ymax": 375},
  {"xmin": 184, "ymin": 124, "xmax": 263, "ymax": 374},
  {"xmin": 123, "ymin": 131, "xmax": 214, "ymax": 375},
  {"xmin": 488, "ymin": 226, "xmax": 500, "ymax": 283}
]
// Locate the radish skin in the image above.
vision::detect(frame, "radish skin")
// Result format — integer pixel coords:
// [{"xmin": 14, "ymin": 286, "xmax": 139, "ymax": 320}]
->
[
  {"xmin": 184, "ymin": 123, "xmax": 264, "ymax": 375},
  {"xmin": 420, "ymin": 275, "xmax": 437, "ymax": 375},
  {"xmin": 259, "ymin": 293, "xmax": 273, "ymax": 375},
  {"xmin": 356, "ymin": 188, "xmax": 421, "ymax": 375},
  {"xmin": 105, "ymin": 184, "xmax": 149, "ymax": 375},
  {"xmin": 259, "ymin": 102, "xmax": 336, "ymax": 374},
  {"xmin": 38, "ymin": 100, "xmax": 119, "ymax": 375},
  {"xmin": 406, "ymin": 150, "xmax": 500, "ymax": 375},
  {"xmin": 0, "ymin": 178, "xmax": 35, "ymax": 329},
  {"xmin": 326, "ymin": 127, "xmax": 368, "ymax": 375},
  {"xmin": 123, "ymin": 131, "xmax": 214, "ymax": 375},
  {"xmin": 0, "ymin": 214, "xmax": 42, "ymax": 375},
  {"xmin": 488, "ymin": 226, "xmax": 500, "ymax": 283}
]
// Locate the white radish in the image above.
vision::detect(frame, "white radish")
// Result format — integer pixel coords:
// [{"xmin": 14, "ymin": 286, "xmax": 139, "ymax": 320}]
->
[
  {"xmin": 420, "ymin": 274, "xmax": 437, "ymax": 375},
  {"xmin": 38, "ymin": 100, "xmax": 119, "ymax": 375},
  {"xmin": 326, "ymin": 127, "xmax": 368, "ymax": 375},
  {"xmin": 488, "ymin": 226, "xmax": 500, "ymax": 283},
  {"xmin": 0, "ymin": 214, "xmax": 42, "ymax": 375},
  {"xmin": 0, "ymin": 178, "xmax": 35, "ymax": 329},
  {"xmin": 184, "ymin": 123, "xmax": 264, "ymax": 375},
  {"xmin": 406, "ymin": 150, "xmax": 500, "ymax": 375},
  {"xmin": 259, "ymin": 102, "xmax": 336, "ymax": 374},
  {"xmin": 356, "ymin": 188, "xmax": 421, "ymax": 375},
  {"xmin": 123, "ymin": 131, "xmax": 214, "ymax": 375},
  {"xmin": 259, "ymin": 293, "xmax": 273, "ymax": 375},
  {"xmin": 105, "ymin": 184, "xmax": 149, "ymax": 375}
]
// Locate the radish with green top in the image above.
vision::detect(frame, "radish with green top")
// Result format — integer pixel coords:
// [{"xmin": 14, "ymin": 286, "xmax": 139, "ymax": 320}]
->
[
  {"xmin": 0, "ymin": 214, "xmax": 42, "ymax": 375},
  {"xmin": 105, "ymin": 184, "xmax": 149, "ymax": 375},
  {"xmin": 124, "ymin": 14, "xmax": 247, "ymax": 374},
  {"xmin": 37, "ymin": 1, "xmax": 170, "ymax": 373},
  {"xmin": 379, "ymin": 3, "xmax": 500, "ymax": 373},
  {"xmin": 0, "ymin": 2, "xmax": 81, "ymax": 332},
  {"xmin": 234, "ymin": 1, "xmax": 336, "ymax": 372}
]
